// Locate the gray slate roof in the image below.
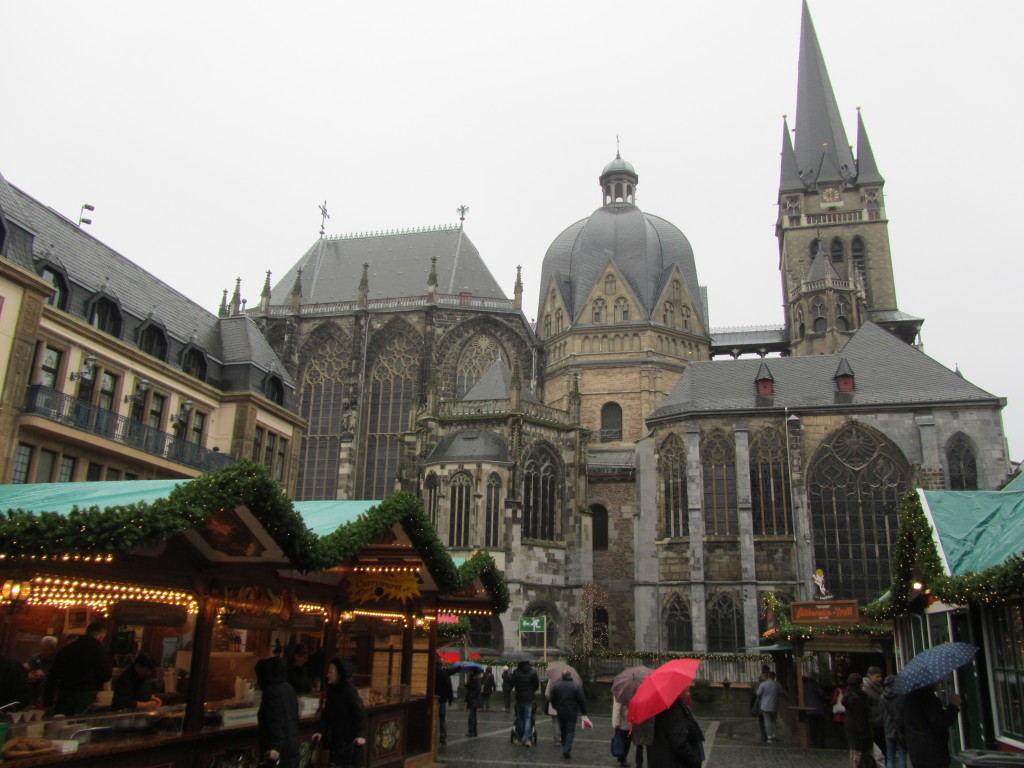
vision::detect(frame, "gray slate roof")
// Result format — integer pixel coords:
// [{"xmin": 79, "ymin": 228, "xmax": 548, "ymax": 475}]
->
[
  {"xmin": 652, "ymin": 322, "xmax": 1002, "ymax": 420},
  {"xmin": 463, "ymin": 356, "xmax": 540, "ymax": 404},
  {"xmin": 425, "ymin": 429, "xmax": 510, "ymax": 463},
  {"xmin": 588, "ymin": 448, "xmax": 635, "ymax": 469},
  {"xmin": 270, "ymin": 227, "xmax": 505, "ymax": 305}
]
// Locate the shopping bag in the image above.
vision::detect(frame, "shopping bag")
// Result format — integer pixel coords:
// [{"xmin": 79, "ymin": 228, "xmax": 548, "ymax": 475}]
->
[{"xmin": 611, "ymin": 728, "xmax": 627, "ymax": 758}]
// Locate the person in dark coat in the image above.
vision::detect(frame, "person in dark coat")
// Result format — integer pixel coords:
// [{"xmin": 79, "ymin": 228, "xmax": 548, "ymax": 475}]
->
[
  {"xmin": 286, "ymin": 644, "xmax": 312, "ymax": 695},
  {"xmin": 465, "ymin": 668, "xmax": 483, "ymax": 737},
  {"xmin": 902, "ymin": 684, "xmax": 961, "ymax": 768},
  {"xmin": 548, "ymin": 669, "xmax": 587, "ymax": 759},
  {"xmin": 44, "ymin": 619, "xmax": 112, "ymax": 715},
  {"xmin": 882, "ymin": 675, "xmax": 907, "ymax": 768},
  {"xmin": 802, "ymin": 675, "xmax": 827, "ymax": 748},
  {"xmin": 649, "ymin": 692, "xmax": 704, "ymax": 768},
  {"xmin": 481, "ymin": 666, "xmax": 496, "ymax": 710},
  {"xmin": 112, "ymin": 652, "xmax": 161, "ymax": 710},
  {"xmin": 318, "ymin": 658, "xmax": 366, "ymax": 768},
  {"xmin": 501, "ymin": 665, "xmax": 513, "ymax": 711},
  {"xmin": 843, "ymin": 673, "xmax": 876, "ymax": 768},
  {"xmin": 510, "ymin": 660, "xmax": 540, "ymax": 747},
  {"xmin": 256, "ymin": 656, "xmax": 300, "ymax": 768},
  {"xmin": 0, "ymin": 654, "xmax": 31, "ymax": 711},
  {"xmin": 435, "ymin": 657, "xmax": 454, "ymax": 746}
]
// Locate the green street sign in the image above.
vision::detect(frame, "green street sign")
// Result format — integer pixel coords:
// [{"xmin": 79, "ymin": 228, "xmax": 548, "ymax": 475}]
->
[{"xmin": 519, "ymin": 616, "xmax": 545, "ymax": 633}]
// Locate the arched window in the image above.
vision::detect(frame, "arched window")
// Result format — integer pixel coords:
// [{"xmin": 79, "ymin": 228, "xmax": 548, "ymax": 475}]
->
[
  {"xmin": 601, "ymin": 402, "xmax": 622, "ymax": 441},
  {"xmin": 592, "ymin": 298, "xmax": 606, "ymax": 324},
  {"xmin": 946, "ymin": 434, "xmax": 978, "ymax": 490},
  {"xmin": 90, "ymin": 297, "xmax": 122, "ymax": 337},
  {"xmin": 265, "ymin": 376, "xmax": 284, "ymax": 405},
  {"xmin": 835, "ymin": 299, "xmax": 850, "ymax": 332},
  {"xmin": 456, "ymin": 333, "xmax": 502, "ymax": 398},
  {"xmin": 364, "ymin": 330, "xmax": 419, "ymax": 499},
  {"xmin": 485, "ymin": 473, "xmax": 502, "ymax": 546},
  {"xmin": 593, "ymin": 607, "xmax": 609, "ymax": 649},
  {"xmin": 707, "ymin": 592, "xmax": 743, "ymax": 652},
  {"xmin": 682, "ymin": 306, "xmax": 691, "ymax": 331},
  {"xmin": 663, "ymin": 594, "xmax": 692, "ymax": 652},
  {"xmin": 521, "ymin": 605, "xmax": 558, "ymax": 649},
  {"xmin": 604, "ymin": 275, "xmax": 616, "ymax": 295},
  {"xmin": 812, "ymin": 300, "xmax": 827, "ymax": 333},
  {"xmin": 556, "ymin": 310, "xmax": 564, "ymax": 334},
  {"xmin": 662, "ymin": 302, "xmax": 676, "ymax": 328},
  {"xmin": 672, "ymin": 280, "xmax": 682, "ymax": 304},
  {"xmin": 591, "ymin": 504, "xmax": 608, "ymax": 551},
  {"xmin": 449, "ymin": 472, "xmax": 472, "ymax": 547},
  {"xmin": 795, "ymin": 307, "xmax": 805, "ymax": 340},
  {"xmin": 297, "ymin": 331, "xmax": 351, "ymax": 500},
  {"xmin": 182, "ymin": 348, "xmax": 207, "ymax": 381},
  {"xmin": 523, "ymin": 447, "xmax": 558, "ymax": 541},
  {"xmin": 544, "ymin": 315, "xmax": 552, "ymax": 337},
  {"xmin": 702, "ymin": 430, "xmax": 736, "ymax": 535},
  {"xmin": 808, "ymin": 423, "xmax": 911, "ymax": 601},
  {"xmin": 750, "ymin": 428, "xmax": 792, "ymax": 535},
  {"xmin": 809, "ymin": 238, "xmax": 820, "ymax": 258},
  {"xmin": 852, "ymin": 237, "xmax": 869, "ymax": 301},
  {"xmin": 614, "ymin": 297, "xmax": 630, "ymax": 323},
  {"xmin": 40, "ymin": 267, "xmax": 68, "ymax": 310},
  {"xmin": 661, "ymin": 434, "xmax": 688, "ymax": 537},
  {"xmin": 139, "ymin": 324, "xmax": 168, "ymax": 361},
  {"xmin": 830, "ymin": 237, "xmax": 844, "ymax": 263},
  {"xmin": 424, "ymin": 472, "xmax": 440, "ymax": 527}
]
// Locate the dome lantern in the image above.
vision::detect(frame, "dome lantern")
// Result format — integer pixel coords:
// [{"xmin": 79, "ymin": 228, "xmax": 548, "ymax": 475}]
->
[{"xmin": 599, "ymin": 153, "xmax": 638, "ymax": 206}]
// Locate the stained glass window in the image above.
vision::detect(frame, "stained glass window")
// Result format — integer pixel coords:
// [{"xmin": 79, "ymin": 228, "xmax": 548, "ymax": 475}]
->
[
  {"xmin": 523, "ymin": 447, "xmax": 558, "ymax": 541},
  {"xmin": 661, "ymin": 434, "xmax": 688, "ymax": 537},
  {"xmin": 702, "ymin": 430, "xmax": 736, "ymax": 536},
  {"xmin": 364, "ymin": 332, "xmax": 419, "ymax": 499},
  {"xmin": 449, "ymin": 472, "xmax": 472, "ymax": 547},
  {"xmin": 947, "ymin": 434, "xmax": 978, "ymax": 490},
  {"xmin": 456, "ymin": 334, "xmax": 501, "ymax": 398},
  {"xmin": 664, "ymin": 594, "xmax": 692, "ymax": 652},
  {"xmin": 750, "ymin": 428, "xmax": 792, "ymax": 535},
  {"xmin": 707, "ymin": 592, "xmax": 743, "ymax": 652}
]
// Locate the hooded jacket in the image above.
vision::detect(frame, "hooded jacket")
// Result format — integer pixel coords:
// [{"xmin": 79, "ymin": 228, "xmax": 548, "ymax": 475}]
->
[
  {"xmin": 510, "ymin": 661, "xmax": 539, "ymax": 703},
  {"xmin": 256, "ymin": 657, "xmax": 300, "ymax": 768},
  {"xmin": 321, "ymin": 665, "xmax": 367, "ymax": 766}
]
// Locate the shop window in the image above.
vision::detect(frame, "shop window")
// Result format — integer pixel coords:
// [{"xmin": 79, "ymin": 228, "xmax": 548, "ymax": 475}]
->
[
  {"xmin": 664, "ymin": 594, "xmax": 692, "ymax": 652},
  {"xmin": 702, "ymin": 430, "xmax": 736, "ymax": 536},
  {"xmin": 707, "ymin": 592, "xmax": 743, "ymax": 652},
  {"xmin": 750, "ymin": 428, "xmax": 792, "ymax": 535},
  {"xmin": 661, "ymin": 433, "xmax": 688, "ymax": 537},
  {"xmin": 989, "ymin": 600, "xmax": 1024, "ymax": 741}
]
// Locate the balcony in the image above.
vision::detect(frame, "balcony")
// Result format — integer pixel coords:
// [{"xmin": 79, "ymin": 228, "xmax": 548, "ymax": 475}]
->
[{"xmin": 24, "ymin": 385, "xmax": 235, "ymax": 473}]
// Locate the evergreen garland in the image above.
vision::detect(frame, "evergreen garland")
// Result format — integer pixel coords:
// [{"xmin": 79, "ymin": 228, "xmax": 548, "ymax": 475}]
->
[
  {"xmin": 759, "ymin": 591, "xmax": 892, "ymax": 641},
  {"xmin": 0, "ymin": 461, "xmax": 509, "ymax": 613}
]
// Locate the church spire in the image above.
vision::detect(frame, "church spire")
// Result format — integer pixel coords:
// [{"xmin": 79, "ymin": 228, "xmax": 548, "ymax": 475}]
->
[
  {"xmin": 855, "ymin": 108, "xmax": 885, "ymax": 185},
  {"xmin": 779, "ymin": 115, "xmax": 803, "ymax": 192},
  {"xmin": 795, "ymin": 0, "xmax": 855, "ymax": 186}
]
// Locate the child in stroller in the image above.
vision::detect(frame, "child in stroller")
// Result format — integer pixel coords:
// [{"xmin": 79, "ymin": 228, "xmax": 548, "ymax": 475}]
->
[{"xmin": 510, "ymin": 700, "xmax": 538, "ymax": 745}]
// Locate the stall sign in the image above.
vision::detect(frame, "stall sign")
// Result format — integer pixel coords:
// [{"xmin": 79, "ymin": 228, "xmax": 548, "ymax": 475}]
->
[
  {"xmin": 348, "ymin": 572, "xmax": 420, "ymax": 604},
  {"xmin": 791, "ymin": 600, "xmax": 860, "ymax": 625},
  {"xmin": 225, "ymin": 586, "xmax": 294, "ymax": 619}
]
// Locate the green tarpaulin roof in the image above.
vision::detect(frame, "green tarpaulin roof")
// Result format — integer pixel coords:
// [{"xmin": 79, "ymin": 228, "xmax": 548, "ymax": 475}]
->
[
  {"xmin": 292, "ymin": 500, "xmax": 381, "ymax": 535},
  {"xmin": 920, "ymin": 489, "xmax": 1024, "ymax": 576}
]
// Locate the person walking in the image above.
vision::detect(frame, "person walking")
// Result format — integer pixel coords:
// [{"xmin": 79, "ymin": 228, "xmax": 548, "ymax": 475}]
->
[
  {"xmin": 481, "ymin": 666, "xmax": 496, "ymax": 711},
  {"xmin": 465, "ymin": 668, "xmax": 483, "ymax": 737},
  {"xmin": 501, "ymin": 665, "xmax": 513, "ymax": 711},
  {"xmin": 256, "ymin": 656, "xmax": 300, "ymax": 768},
  {"xmin": 882, "ymin": 675, "xmax": 907, "ymax": 768},
  {"xmin": 510, "ymin": 659, "xmax": 540, "ymax": 747},
  {"xmin": 631, "ymin": 715, "xmax": 654, "ymax": 768},
  {"xmin": 756, "ymin": 670, "xmax": 784, "ymax": 743},
  {"xmin": 862, "ymin": 666, "xmax": 886, "ymax": 756},
  {"xmin": 44, "ymin": 618, "xmax": 112, "ymax": 716},
  {"xmin": 902, "ymin": 684, "xmax": 961, "ymax": 768},
  {"xmin": 611, "ymin": 698, "xmax": 632, "ymax": 767},
  {"xmin": 318, "ymin": 658, "xmax": 366, "ymax": 768},
  {"xmin": 548, "ymin": 668, "xmax": 587, "ymax": 759},
  {"xmin": 803, "ymin": 674, "xmax": 827, "ymax": 748},
  {"xmin": 843, "ymin": 672, "xmax": 877, "ymax": 768},
  {"xmin": 435, "ymin": 656, "xmax": 454, "ymax": 747},
  {"xmin": 649, "ymin": 691, "xmax": 704, "ymax": 768},
  {"xmin": 751, "ymin": 665, "xmax": 770, "ymax": 742}
]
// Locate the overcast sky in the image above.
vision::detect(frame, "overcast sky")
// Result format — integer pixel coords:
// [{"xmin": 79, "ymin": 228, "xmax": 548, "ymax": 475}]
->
[{"xmin": 3, "ymin": 1, "xmax": 1021, "ymax": 463}]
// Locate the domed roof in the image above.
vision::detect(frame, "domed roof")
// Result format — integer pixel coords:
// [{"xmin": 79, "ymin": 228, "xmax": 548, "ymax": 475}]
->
[{"xmin": 601, "ymin": 153, "xmax": 636, "ymax": 177}]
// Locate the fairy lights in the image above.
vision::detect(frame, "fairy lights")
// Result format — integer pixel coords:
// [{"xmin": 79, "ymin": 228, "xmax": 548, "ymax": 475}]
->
[
  {"xmin": 352, "ymin": 566, "xmax": 420, "ymax": 574},
  {"xmin": 26, "ymin": 576, "xmax": 198, "ymax": 615},
  {"xmin": 0, "ymin": 553, "xmax": 113, "ymax": 563}
]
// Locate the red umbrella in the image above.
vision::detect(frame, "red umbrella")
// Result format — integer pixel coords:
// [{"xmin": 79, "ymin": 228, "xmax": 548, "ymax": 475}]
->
[
  {"xmin": 627, "ymin": 658, "xmax": 701, "ymax": 725},
  {"xmin": 611, "ymin": 665, "xmax": 651, "ymax": 705}
]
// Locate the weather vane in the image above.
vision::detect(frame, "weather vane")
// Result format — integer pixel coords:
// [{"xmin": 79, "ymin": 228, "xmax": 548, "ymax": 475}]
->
[
  {"xmin": 319, "ymin": 201, "xmax": 330, "ymax": 237},
  {"xmin": 457, "ymin": 204, "xmax": 469, "ymax": 222},
  {"xmin": 616, "ymin": 134, "xmax": 620, "ymax": 155}
]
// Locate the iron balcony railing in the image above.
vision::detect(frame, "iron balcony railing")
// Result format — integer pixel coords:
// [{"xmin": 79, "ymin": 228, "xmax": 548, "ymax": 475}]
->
[{"xmin": 24, "ymin": 385, "xmax": 235, "ymax": 473}]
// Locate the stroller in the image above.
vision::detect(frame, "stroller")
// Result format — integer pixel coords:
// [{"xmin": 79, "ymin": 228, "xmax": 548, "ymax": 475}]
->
[{"xmin": 510, "ymin": 700, "xmax": 538, "ymax": 744}]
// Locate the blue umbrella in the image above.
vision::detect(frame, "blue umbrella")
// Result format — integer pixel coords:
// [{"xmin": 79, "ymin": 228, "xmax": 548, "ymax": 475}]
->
[
  {"xmin": 449, "ymin": 661, "xmax": 485, "ymax": 674},
  {"xmin": 892, "ymin": 642, "xmax": 978, "ymax": 695}
]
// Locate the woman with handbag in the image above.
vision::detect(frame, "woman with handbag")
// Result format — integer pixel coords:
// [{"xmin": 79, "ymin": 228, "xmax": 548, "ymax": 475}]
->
[
  {"xmin": 611, "ymin": 699, "xmax": 632, "ymax": 767},
  {"xmin": 318, "ymin": 659, "xmax": 367, "ymax": 768}
]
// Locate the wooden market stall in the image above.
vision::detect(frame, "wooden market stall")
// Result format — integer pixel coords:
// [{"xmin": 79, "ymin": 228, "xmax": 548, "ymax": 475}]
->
[{"xmin": 0, "ymin": 461, "xmax": 508, "ymax": 768}]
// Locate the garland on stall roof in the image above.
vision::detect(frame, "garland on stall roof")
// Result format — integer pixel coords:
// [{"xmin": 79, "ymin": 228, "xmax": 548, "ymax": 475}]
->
[
  {"xmin": 861, "ymin": 491, "xmax": 1024, "ymax": 620},
  {"xmin": 438, "ymin": 616, "xmax": 470, "ymax": 640},
  {"xmin": 0, "ymin": 461, "xmax": 509, "ymax": 614},
  {"xmin": 759, "ymin": 591, "xmax": 892, "ymax": 642}
]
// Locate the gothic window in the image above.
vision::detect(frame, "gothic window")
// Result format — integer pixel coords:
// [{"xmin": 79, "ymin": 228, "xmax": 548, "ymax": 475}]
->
[
  {"xmin": 661, "ymin": 434, "xmax": 688, "ymax": 537},
  {"xmin": 750, "ymin": 428, "xmax": 792, "ymax": 535},
  {"xmin": 363, "ymin": 331, "xmax": 419, "ymax": 499},
  {"xmin": 663, "ymin": 594, "xmax": 692, "ymax": 652},
  {"xmin": 812, "ymin": 299, "xmax": 827, "ymax": 333},
  {"xmin": 682, "ymin": 306, "xmax": 691, "ymax": 331},
  {"xmin": 795, "ymin": 307, "xmax": 805, "ymax": 339},
  {"xmin": 40, "ymin": 267, "xmax": 68, "ymax": 310},
  {"xmin": 707, "ymin": 592, "xmax": 743, "ymax": 652},
  {"xmin": 864, "ymin": 189, "xmax": 881, "ymax": 220},
  {"xmin": 784, "ymin": 195, "xmax": 802, "ymax": 224},
  {"xmin": 182, "ymin": 348, "xmax": 207, "ymax": 381},
  {"xmin": 605, "ymin": 275, "xmax": 616, "ymax": 295},
  {"xmin": 593, "ymin": 607, "xmax": 609, "ymax": 649},
  {"xmin": 456, "ymin": 333, "xmax": 502, "ymax": 398},
  {"xmin": 830, "ymin": 237, "xmax": 844, "ymax": 263},
  {"xmin": 852, "ymin": 237, "xmax": 869, "ymax": 300},
  {"xmin": 523, "ymin": 446, "xmax": 558, "ymax": 541},
  {"xmin": 90, "ymin": 297, "xmax": 122, "ymax": 337},
  {"xmin": 809, "ymin": 238, "xmax": 821, "ymax": 258},
  {"xmin": 592, "ymin": 298, "xmax": 606, "ymax": 324},
  {"xmin": 601, "ymin": 402, "xmax": 622, "ymax": 441},
  {"xmin": 702, "ymin": 430, "xmax": 736, "ymax": 536},
  {"xmin": 449, "ymin": 472, "xmax": 472, "ymax": 547},
  {"xmin": 139, "ymin": 324, "xmax": 167, "ymax": 361},
  {"xmin": 662, "ymin": 302, "xmax": 676, "ymax": 328},
  {"xmin": 468, "ymin": 615, "xmax": 496, "ymax": 649},
  {"xmin": 946, "ymin": 434, "xmax": 978, "ymax": 490},
  {"xmin": 556, "ymin": 310, "xmax": 564, "ymax": 333},
  {"xmin": 614, "ymin": 297, "xmax": 630, "ymax": 322},
  {"xmin": 424, "ymin": 472, "xmax": 440, "ymax": 527},
  {"xmin": 808, "ymin": 423, "xmax": 911, "ymax": 601},
  {"xmin": 544, "ymin": 315, "xmax": 552, "ymax": 337},
  {"xmin": 672, "ymin": 280, "xmax": 682, "ymax": 304},
  {"xmin": 836, "ymin": 299, "xmax": 850, "ymax": 331},
  {"xmin": 297, "ymin": 331, "xmax": 349, "ymax": 500},
  {"xmin": 485, "ymin": 472, "xmax": 502, "ymax": 547},
  {"xmin": 591, "ymin": 504, "xmax": 608, "ymax": 551}
]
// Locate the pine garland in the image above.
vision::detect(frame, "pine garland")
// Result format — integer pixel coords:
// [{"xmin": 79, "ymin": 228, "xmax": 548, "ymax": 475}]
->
[{"xmin": 0, "ymin": 461, "xmax": 509, "ymax": 613}]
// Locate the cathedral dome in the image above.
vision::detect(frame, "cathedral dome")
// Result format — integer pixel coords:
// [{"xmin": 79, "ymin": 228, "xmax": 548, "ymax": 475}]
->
[{"xmin": 538, "ymin": 157, "xmax": 704, "ymax": 328}]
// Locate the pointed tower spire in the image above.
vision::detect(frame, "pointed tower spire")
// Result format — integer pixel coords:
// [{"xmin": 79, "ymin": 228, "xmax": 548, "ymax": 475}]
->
[
  {"xmin": 358, "ymin": 263, "xmax": 369, "ymax": 308},
  {"xmin": 855, "ymin": 108, "xmax": 885, "ymax": 185},
  {"xmin": 290, "ymin": 268, "xmax": 303, "ymax": 313},
  {"xmin": 795, "ymin": 0, "xmax": 855, "ymax": 185},
  {"xmin": 218, "ymin": 289, "xmax": 229, "ymax": 318},
  {"xmin": 780, "ymin": 115, "xmax": 803, "ymax": 192},
  {"xmin": 230, "ymin": 278, "xmax": 242, "ymax": 316},
  {"xmin": 427, "ymin": 256, "xmax": 437, "ymax": 303},
  {"xmin": 259, "ymin": 270, "xmax": 272, "ymax": 313},
  {"xmin": 514, "ymin": 264, "xmax": 523, "ymax": 310}
]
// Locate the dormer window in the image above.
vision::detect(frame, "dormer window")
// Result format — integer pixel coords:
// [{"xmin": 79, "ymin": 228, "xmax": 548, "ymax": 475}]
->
[
  {"xmin": 182, "ymin": 347, "xmax": 208, "ymax": 382},
  {"xmin": 834, "ymin": 359, "xmax": 855, "ymax": 392},
  {"xmin": 40, "ymin": 266, "xmax": 69, "ymax": 310},
  {"xmin": 89, "ymin": 297, "xmax": 122, "ymax": 337},
  {"xmin": 139, "ymin": 324, "xmax": 168, "ymax": 361},
  {"xmin": 265, "ymin": 376, "xmax": 285, "ymax": 406}
]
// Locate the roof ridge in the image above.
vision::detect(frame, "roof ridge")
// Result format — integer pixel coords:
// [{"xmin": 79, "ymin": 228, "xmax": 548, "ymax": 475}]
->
[{"xmin": 325, "ymin": 223, "xmax": 461, "ymax": 241}]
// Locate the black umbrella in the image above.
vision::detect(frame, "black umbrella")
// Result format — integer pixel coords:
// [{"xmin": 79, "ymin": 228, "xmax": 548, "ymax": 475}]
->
[{"xmin": 499, "ymin": 651, "xmax": 536, "ymax": 663}]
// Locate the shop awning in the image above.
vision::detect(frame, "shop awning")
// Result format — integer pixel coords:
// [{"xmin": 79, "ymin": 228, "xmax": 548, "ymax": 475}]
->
[
  {"xmin": 920, "ymin": 489, "xmax": 1024, "ymax": 576},
  {"xmin": 0, "ymin": 478, "xmax": 183, "ymax": 512},
  {"xmin": 294, "ymin": 500, "xmax": 382, "ymax": 535}
]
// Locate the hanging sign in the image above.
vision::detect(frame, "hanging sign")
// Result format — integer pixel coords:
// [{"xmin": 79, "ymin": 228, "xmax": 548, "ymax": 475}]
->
[
  {"xmin": 348, "ymin": 572, "xmax": 421, "ymax": 604},
  {"xmin": 791, "ymin": 600, "xmax": 860, "ymax": 625}
]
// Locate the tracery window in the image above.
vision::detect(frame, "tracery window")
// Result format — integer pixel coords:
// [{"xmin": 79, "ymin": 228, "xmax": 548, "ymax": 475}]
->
[
  {"xmin": 661, "ymin": 434, "xmax": 688, "ymax": 537},
  {"xmin": 852, "ymin": 237, "xmax": 869, "ymax": 300},
  {"xmin": 707, "ymin": 592, "xmax": 743, "ymax": 652},
  {"xmin": 702, "ymin": 430, "xmax": 736, "ymax": 535},
  {"xmin": 544, "ymin": 315, "xmax": 551, "ymax": 337},
  {"xmin": 682, "ymin": 306, "xmax": 691, "ymax": 331},
  {"xmin": 836, "ymin": 299, "xmax": 850, "ymax": 332},
  {"xmin": 449, "ymin": 472, "xmax": 472, "ymax": 547},
  {"xmin": 810, "ymin": 238, "xmax": 821, "ymax": 258},
  {"xmin": 297, "ymin": 332, "xmax": 349, "ymax": 500},
  {"xmin": 830, "ymin": 237, "xmax": 844, "ymax": 263},
  {"xmin": 663, "ymin": 594, "xmax": 692, "ymax": 652},
  {"xmin": 523, "ymin": 446, "xmax": 558, "ymax": 541},
  {"xmin": 808, "ymin": 423, "xmax": 910, "ymax": 601},
  {"xmin": 946, "ymin": 434, "xmax": 978, "ymax": 490},
  {"xmin": 605, "ymin": 275, "xmax": 616, "ymax": 295},
  {"xmin": 750, "ymin": 428, "xmax": 792, "ymax": 535},
  {"xmin": 363, "ymin": 331, "xmax": 419, "ymax": 499},
  {"xmin": 485, "ymin": 473, "xmax": 502, "ymax": 547},
  {"xmin": 812, "ymin": 299, "xmax": 827, "ymax": 333},
  {"xmin": 456, "ymin": 333, "xmax": 502, "ymax": 398},
  {"xmin": 662, "ymin": 302, "xmax": 676, "ymax": 328},
  {"xmin": 600, "ymin": 402, "xmax": 622, "ymax": 441},
  {"xmin": 614, "ymin": 297, "xmax": 630, "ymax": 323},
  {"xmin": 592, "ymin": 298, "xmax": 606, "ymax": 324},
  {"xmin": 556, "ymin": 310, "xmax": 564, "ymax": 334},
  {"xmin": 424, "ymin": 471, "xmax": 440, "ymax": 527}
]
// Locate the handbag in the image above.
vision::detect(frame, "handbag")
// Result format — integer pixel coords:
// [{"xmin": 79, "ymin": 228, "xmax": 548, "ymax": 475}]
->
[
  {"xmin": 611, "ymin": 728, "xmax": 627, "ymax": 758},
  {"xmin": 749, "ymin": 696, "xmax": 760, "ymax": 717}
]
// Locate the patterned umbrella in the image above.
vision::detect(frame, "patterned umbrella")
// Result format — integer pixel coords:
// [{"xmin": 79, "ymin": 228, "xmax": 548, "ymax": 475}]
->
[
  {"xmin": 627, "ymin": 658, "xmax": 701, "ymax": 725},
  {"xmin": 545, "ymin": 663, "xmax": 582, "ymax": 688},
  {"xmin": 892, "ymin": 642, "xmax": 978, "ymax": 695},
  {"xmin": 611, "ymin": 666, "xmax": 652, "ymax": 705},
  {"xmin": 449, "ymin": 661, "xmax": 485, "ymax": 674}
]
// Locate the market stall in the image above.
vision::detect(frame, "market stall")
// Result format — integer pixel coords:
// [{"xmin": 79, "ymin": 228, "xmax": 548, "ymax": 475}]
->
[{"xmin": 0, "ymin": 461, "xmax": 508, "ymax": 768}]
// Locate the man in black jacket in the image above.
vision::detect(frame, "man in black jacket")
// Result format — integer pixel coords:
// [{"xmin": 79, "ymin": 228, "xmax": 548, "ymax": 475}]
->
[
  {"xmin": 548, "ymin": 669, "xmax": 587, "ymax": 759},
  {"xmin": 256, "ymin": 656, "xmax": 300, "ymax": 768},
  {"xmin": 510, "ymin": 660, "xmax": 539, "ymax": 747},
  {"xmin": 435, "ymin": 656, "xmax": 454, "ymax": 746},
  {"xmin": 44, "ymin": 619, "xmax": 111, "ymax": 715},
  {"xmin": 902, "ymin": 684, "xmax": 961, "ymax": 768}
]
